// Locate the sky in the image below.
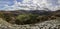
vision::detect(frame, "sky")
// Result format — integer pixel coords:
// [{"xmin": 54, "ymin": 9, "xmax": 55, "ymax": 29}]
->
[{"xmin": 0, "ymin": 0, "xmax": 60, "ymax": 11}]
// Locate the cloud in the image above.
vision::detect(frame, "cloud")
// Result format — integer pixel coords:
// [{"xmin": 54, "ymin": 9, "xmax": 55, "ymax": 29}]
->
[
  {"xmin": 17, "ymin": 0, "xmax": 60, "ymax": 11},
  {"xmin": 33, "ymin": 0, "xmax": 60, "ymax": 11},
  {"xmin": 0, "ymin": 0, "xmax": 60, "ymax": 11}
]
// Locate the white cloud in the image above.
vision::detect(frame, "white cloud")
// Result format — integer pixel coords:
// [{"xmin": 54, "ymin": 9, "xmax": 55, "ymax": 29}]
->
[
  {"xmin": 19, "ymin": 0, "xmax": 60, "ymax": 11},
  {"xmin": 0, "ymin": 0, "xmax": 60, "ymax": 11}
]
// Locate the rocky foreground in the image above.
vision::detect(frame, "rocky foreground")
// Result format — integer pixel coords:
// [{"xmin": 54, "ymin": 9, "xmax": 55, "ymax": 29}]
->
[{"xmin": 0, "ymin": 18, "xmax": 60, "ymax": 29}]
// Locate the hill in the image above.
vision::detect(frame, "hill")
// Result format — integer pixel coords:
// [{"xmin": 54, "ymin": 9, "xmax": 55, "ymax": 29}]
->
[{"xmin": 0, "ymin": 10, "xmax": 60, "ymax": 29}]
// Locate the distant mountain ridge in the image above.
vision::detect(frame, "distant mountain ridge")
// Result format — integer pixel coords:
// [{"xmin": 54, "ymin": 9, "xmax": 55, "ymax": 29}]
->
[
  {"xmin": 0, "ymin": 10, "xmax": 60, "ymax": 15},
  {"xmin": 0, "ymin": 10, "xmax": 56, "ymax": 15}
]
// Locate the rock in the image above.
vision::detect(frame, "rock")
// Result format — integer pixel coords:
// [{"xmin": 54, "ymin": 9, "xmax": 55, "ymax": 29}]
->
[{"xmin": 0, "ymin": 19, "xmax": 60, "ymax": 29}]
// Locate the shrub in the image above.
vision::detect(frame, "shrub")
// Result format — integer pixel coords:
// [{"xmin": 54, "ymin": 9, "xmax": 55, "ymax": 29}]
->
[
  {"xmin": 15, "ymin": 14, "xmax": 39, "ymax": 25},
  {"xmin": 0, "ymin": 13, "xmax": 4, "ymax": 18},
  {"xmin": 0, "ymin": 13, "xmax": 16, "ymax": 23},
  {"xmin": 37, "ymin": 16, "xmax": 48, "ymax": 22},
  {"xmin": 15, "ymin": 14, "xmax": 30, "ymax": 25}
]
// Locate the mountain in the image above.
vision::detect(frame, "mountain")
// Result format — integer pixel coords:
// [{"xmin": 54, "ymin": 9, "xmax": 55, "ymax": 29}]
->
[
  {"xmin": 0, "ymin": 10, "xmax": 60, "ymax": 16},
  {"xmin": 0, "ymin": 10, "xmax": 53, "ymax": 16}
]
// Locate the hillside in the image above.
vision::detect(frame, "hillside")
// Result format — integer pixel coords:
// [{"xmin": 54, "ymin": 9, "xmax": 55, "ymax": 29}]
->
[{"xmin": 0, "ymin": 10, "xmax": 60, "ymax": 29}]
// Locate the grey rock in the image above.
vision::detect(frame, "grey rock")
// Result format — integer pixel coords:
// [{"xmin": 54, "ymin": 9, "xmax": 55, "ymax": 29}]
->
[{"xmin": 0, "ymin": 20, "xmax": 60, "ymax": 29}]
